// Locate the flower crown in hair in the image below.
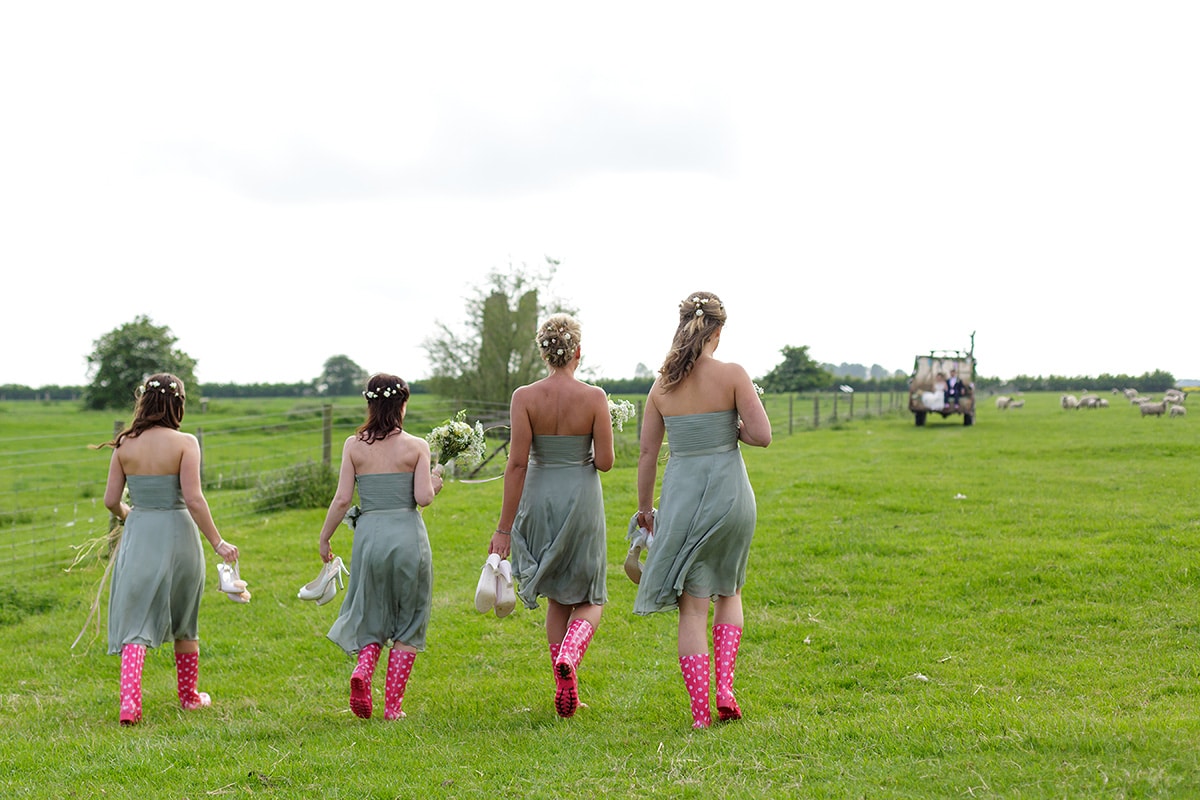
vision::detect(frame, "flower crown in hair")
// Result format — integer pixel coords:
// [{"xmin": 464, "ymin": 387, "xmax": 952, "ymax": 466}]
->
[
  {"xmin": 683, "ymin": 296, "xmax": 724, "ymax": 317},
  {"xmin": 364, "ymin": 384, "xmax": 403, "ymax": 400},
  {"xmin": 540, "ymin": 327, "xmax": 573, "ymax": 357},
  {"xmin": 146, "ymin": 379, "xmax": 182, "ymax": 397}
]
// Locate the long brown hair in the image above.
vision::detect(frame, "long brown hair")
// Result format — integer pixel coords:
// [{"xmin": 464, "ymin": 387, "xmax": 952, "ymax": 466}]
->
[
  {"xmin": 357, "ymin": 373, "xmax": 410, "ymax": 443},
  {"xmin": 94, "ymin": 373, "xmax": 187, "ymax": 449},
  {"xmin": 658, "ymin": 291, "xmax": 727, "ymax": 392}
]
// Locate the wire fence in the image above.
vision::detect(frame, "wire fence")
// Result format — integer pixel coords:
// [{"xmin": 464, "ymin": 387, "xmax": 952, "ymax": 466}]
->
[{"xmin": 0, "ymin": 389, "xmax": 903, "ymax": 577}]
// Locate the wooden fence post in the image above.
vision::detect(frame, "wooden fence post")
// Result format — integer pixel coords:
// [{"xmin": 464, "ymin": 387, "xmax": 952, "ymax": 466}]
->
[
  {"xmin": 812, "ymin": 395, "xmax": 820, "ymax": 427},
  {"xmin": 788, "ymin": 394, "xmax": 794, "ymax": 435}
]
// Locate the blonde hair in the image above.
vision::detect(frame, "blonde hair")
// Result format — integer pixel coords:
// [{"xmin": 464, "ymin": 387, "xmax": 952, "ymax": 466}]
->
[
  {"xmin": 658, "ymin": 291, "xmax": 726, "ymax": 392},
  {"xmin": 536, "ymin": 314, "xmax": 581, "ymax": 369}
]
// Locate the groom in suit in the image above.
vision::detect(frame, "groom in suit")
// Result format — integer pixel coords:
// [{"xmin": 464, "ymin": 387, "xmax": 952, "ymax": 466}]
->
[{"xmin": 944, "ymin": 369, "xmax": 965, "ymax": 411}]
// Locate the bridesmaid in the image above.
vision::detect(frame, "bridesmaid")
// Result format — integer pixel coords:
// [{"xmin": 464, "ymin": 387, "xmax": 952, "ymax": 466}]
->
[
  {"xmin": 633, "ymin": 291, "xmax": 772, "ymax": 728},
  {"xmin": 487, "ymin": 313, "xmax": 614, "ymax": 718},
  {"xmin": 98, "ymin": 373, "xmax": 239, "ymax": 725},
  {"xmin": 318, "ymin": 373, "xmax": 443, "ymax": 720}
]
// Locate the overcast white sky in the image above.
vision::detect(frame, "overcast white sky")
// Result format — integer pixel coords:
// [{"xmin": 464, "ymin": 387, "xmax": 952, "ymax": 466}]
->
[{"xmin": 2, "ymin": 2, "xmax": 1197, "ymax": 389}]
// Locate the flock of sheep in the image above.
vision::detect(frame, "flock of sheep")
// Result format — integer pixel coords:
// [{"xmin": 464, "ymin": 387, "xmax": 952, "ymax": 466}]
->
[
  {"xmin": 993, "ymin": 389, "xmax": 1189, "ymax": 417},
  {"xmin": 1060, "ymin": 388, "xmax": 1187, "ymax": 417}
]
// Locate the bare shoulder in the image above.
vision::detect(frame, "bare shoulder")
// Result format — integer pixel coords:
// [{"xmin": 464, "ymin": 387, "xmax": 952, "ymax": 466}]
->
[
  {"xmin": 717, "ymin": 358, "xmax": 751, "ymax": 379},
  {"xmin": 511, "ymin": 382, "xmax": 537, "ymax": 404},
  {"xmin": 582, "ymin": 381, "xmax": 608, "ymax": 402},
  {"xmin": 402, "ymin": 430, "xmax": 430, "ymax": 452}
]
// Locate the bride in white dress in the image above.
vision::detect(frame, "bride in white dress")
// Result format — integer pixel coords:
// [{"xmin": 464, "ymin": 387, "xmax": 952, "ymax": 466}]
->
[{"xmin": 921, "ymin": 373, "xmax": 947, "ymax": 411}]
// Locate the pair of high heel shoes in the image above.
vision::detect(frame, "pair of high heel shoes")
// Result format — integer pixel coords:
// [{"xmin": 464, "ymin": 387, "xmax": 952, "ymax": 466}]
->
[
  {"xmin": 298, "ymin": 556, "xmax": 349, "ymax": 605},
  {"xmin": 216, "ymin": 561, "xmax": 251, "ymax": 603},
  {"xmin": 475, "ymin": 553, "xmax": 517, "ymax": 617}
]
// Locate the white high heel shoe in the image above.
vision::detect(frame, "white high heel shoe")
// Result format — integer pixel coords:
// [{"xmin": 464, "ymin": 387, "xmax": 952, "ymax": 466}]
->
[
  {"xmin": 623, "ymin": 510, "xmax": 654, "ymax": 585},
  {"xmin": 298, "ymin": 556, "xmax": 348, "ymax": 604},
  {"xmin": 217, "ymin": 561, "xmax": 251, "ymax": 603},
  {"xmin": 474, "ymin": 553, "xmax": 501, "ymax": 613},
  {"xmin": 494, "ymin": 558, "xmax": 517, "ymax": 618}
]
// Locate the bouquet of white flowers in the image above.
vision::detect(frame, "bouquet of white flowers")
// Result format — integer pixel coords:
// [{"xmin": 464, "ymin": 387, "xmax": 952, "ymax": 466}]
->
[
  {"xmin": 426, "ymin": 410, "xmax": 486, "ymax": 470},
  {"xmin": 608, "ymin": 396, "xmax": 636, "ymax": 431}
]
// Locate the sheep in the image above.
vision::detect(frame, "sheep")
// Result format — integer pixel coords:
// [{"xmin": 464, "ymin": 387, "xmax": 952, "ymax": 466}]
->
[
  {"xmin": 1140, "ymin": 400, "xmax": 1168, "ymax": 417},
  {"xmin": 1061, "ymin": 394, "xmax": 1079, "ymax": 409},
  {"xmin": 1096, "ymin": 398, "xmax": 1109, "ymax": 408},
  {"xmin": 1078, "ymin": 395, "xmax": 1100, "ymax": 409},
  {"xmin": 1008, "ymin": 399, "xmax": 1025, "ymax": 409},
  {"xmin": 996, "ymin": 396, "xmax": 1011, "ymax": 410},
  {"xmin": 1170, "ymin": 405, "xmax": 1187, "ymax": 417},
  {"xmin": 1165, "ymin": 389, "xmax": 1185, "ymax": 405},
  {"xmin": 1123, "ymin": 388, "xmax": 1139, "ymax": 399}
]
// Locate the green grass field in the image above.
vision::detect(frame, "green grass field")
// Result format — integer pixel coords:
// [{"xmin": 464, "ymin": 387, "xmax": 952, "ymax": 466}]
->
[{"xmin": 1, "ymin": 392, "xmax": 1197, "ymax": 798}]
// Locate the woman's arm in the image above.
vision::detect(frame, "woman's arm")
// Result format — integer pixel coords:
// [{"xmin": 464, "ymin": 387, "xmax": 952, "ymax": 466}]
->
[
  {"xmin": 732, "ymin": 365, "xmax": 772, "ymax": 447},
  {"xmin": 318, "ymin": 438, "xmax": 358, "ymax": 562},
  {"xmin": 412, "ymin": 438, "xmax": 442, "ymax": 507},
  {"xmin": 490, "ymin": 390, "xmax": 532, "ymax": 557},
  {"xmin": 590, "ymin": 386, "xmax": 615, "ymax": 473},
  {"xmin": 103, "ymin": 450, "xmax": 129, "ymax": 520},
  {"xmin": 180, "ymin": 434, "xmax": 238, "ymax": 562},
  {"xmin": 636, "ymin": 389, "xmax": 665, "ymax": 533}
]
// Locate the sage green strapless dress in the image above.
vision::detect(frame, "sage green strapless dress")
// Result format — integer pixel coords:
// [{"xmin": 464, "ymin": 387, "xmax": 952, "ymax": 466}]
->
[
  {"xmin": 510, "ymin": 434, "xmax": 608, "ymax": 609},
  {"xmin": 107, "ymin": 474, "xmax": 205, "ymax": 653},
  {"xmin": 327, "ymin": 472, "xmax": 433, "ymax": 653},
  {"xmin": 634, "ymin": 410, "xmax": 757, "ymax": 615}
]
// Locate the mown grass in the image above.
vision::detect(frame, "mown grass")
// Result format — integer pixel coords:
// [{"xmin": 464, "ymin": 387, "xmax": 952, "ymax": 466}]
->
[{"xmin": 0, "ymin": 392, "xmax": 1197, "ymax": 798}]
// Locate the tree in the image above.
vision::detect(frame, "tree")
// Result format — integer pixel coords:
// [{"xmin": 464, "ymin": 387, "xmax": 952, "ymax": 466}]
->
[
  {"xmin": 423, "ymin": 259, "xmax": 574, "ymax": 405},
  {"xmin": 760, "ymin": 345, "xmax": 833, "ymax": 393},
  {"xmin": 85, "ymin": 316, "xmax": 198, "ymax": 410},
  {"xmin": 319, "ymin": 355, "xmax": 368, "ymax": 396}
]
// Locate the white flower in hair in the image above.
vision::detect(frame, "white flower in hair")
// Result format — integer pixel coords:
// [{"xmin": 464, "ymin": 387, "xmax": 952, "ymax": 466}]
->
[
  {"xmin": 695, "ymin": 308, "xmax": 704, "ymax": 316},
  {"xmin": 556, "ymin": 349, "xmax": 564, "ymax": 355}
]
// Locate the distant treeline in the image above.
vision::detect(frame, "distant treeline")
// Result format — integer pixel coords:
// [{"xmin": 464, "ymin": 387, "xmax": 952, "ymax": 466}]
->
[{"xmin": 0, "ymin": 369, "xmax": 1182, "ymax": 403}]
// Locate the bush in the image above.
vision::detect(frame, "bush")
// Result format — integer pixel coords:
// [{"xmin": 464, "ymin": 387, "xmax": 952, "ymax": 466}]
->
[{"xmin": 251, "ymin": 460, "xmax": 338, "ymax": 513}]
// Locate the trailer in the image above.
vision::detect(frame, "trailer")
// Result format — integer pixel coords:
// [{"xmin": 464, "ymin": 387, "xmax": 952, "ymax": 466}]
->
[{"xmin": 908, "ymin": 333, "xmax": 976, "ymax": 426}]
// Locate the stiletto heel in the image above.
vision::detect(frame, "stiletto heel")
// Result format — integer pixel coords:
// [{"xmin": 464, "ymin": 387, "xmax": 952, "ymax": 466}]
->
[
  {"xmin": 474, "ymin": 553, "xmax": 501, "ymax": 613},
  {"xmin": 217, "ymin": 561, "xmax": 251, "ymax": 603},
  {"xmin": 316, "ymin": 560, "xmax": 347, "ymax": 606},
  {"xmin": 624, "ymin": 511, "xmax": 654, "ymax": 584},
  {"xmin": 494, "ymin": 558, "xmax": 517, "ymax": 618},
  {"xmin": 299, "ymin": 556, "xmax": 347, "ymax": 603}
]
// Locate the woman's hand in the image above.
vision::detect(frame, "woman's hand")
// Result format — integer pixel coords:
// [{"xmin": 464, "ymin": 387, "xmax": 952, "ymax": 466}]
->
[
  {"xmin": 431, "ymin": 463, "xmax": 445, "ymax": 495},
  {"xmin": 319, "ymin": 538, "xmax": 334, "ymax": 563},
  {"xmin": 214, "ymin": 539, "xmax": 239, "ymax": 564},
  {"xmin": 488, "ymin": 530, "xmax": 511, "ymax": 559}
]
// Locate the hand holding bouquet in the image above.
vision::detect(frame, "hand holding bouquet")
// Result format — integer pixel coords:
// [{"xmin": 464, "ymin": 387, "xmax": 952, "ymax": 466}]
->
[{"xmin": 426, "ymin": 410, "xmax": 486, "ymax": 471}]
